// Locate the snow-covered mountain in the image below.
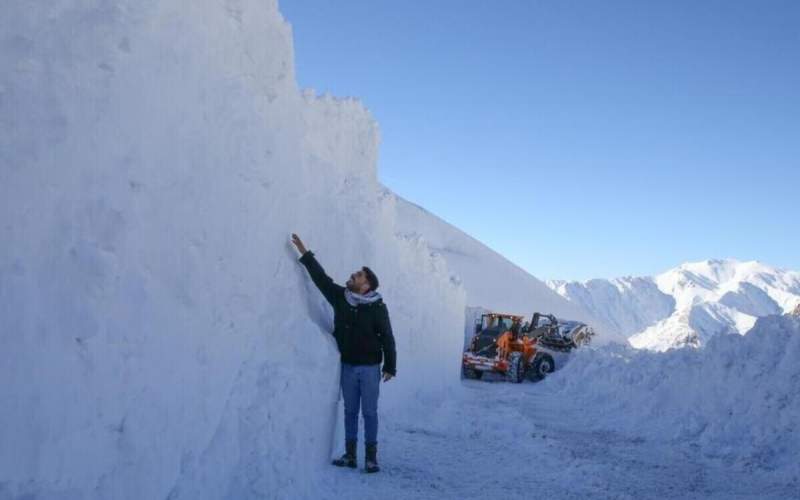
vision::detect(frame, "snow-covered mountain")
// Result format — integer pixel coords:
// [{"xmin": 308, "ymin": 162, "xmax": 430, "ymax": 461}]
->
[
  {"xmin": 548, "ymin": 259, "xmax": 800, "ymax": 351},
  {"xmin": 547, "ymin": 276, "xmax": 676, "ymax": 338}
]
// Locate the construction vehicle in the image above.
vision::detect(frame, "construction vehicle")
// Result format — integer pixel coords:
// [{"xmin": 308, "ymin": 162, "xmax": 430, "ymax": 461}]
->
[{"xmin": 461, "ymin": 311, "xmax": 594, "ymax": 383}]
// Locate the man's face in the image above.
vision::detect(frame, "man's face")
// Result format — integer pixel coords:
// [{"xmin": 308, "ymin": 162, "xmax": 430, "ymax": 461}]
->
[{"xmin": 346, "ymin": 269, "xmax": 370, "ymax": 293}]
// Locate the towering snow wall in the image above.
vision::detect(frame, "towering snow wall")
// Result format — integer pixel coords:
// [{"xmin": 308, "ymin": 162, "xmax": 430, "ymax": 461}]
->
[{"xmin": 0, "ymin": 1, "xmax": 464, "ymax": 499}]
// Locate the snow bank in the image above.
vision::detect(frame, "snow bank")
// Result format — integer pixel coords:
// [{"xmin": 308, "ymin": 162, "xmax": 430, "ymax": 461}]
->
[
  {"xmin": 549, "ymin": 314, "xmax": 800, "ymax": 474},
  {"xmin": 0, "ymin": 2, "xmax": 464, "ymax": 499}
]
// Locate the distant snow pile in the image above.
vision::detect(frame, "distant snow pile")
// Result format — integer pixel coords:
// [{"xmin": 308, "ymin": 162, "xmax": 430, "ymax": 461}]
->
[
  {"xmin": 549, "ymin": 259, "xmax": 800, "ymax": 351},
  {"xmin": 550, "ymin": 313, "xmax": 800, "ymax": 473}
]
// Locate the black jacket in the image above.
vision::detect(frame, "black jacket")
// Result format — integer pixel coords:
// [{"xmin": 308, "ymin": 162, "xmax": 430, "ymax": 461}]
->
[{"xmin": 299, "ymin": 251, "xmax": 397, "ymax": 376}]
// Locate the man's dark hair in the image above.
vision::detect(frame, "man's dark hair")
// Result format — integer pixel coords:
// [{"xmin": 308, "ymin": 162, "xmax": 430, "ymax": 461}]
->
[{"xmin": 362, "ymin": 266, "xmax": 379, "ymax": 292}]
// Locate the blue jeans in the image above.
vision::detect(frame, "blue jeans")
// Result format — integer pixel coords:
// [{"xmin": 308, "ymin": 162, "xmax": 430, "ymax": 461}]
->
[{"xmin": 341, "ymin": 363, "xmax": 381, "ymax": 445}]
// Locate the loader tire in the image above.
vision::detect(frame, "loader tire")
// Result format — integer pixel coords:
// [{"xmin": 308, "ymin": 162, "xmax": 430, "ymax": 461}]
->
[
  {"xmin": 462, "ymin": 366, "xmax": 483, "ymax": 380},
  {"xmin": 528, "ymin": 353, "xmax": 555, "ymax": 381},
  {"xmin": 506, "ymin": 352, "xmax": 525, "ymax": 383}
]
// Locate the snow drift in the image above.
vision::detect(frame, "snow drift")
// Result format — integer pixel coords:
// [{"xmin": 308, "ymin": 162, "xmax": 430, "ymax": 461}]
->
[
  {"xmin": 550, "ymin": 313, "xmax": 800, "ymax": 476},
  {"xmin": 1, "ymin": 2, "xmax": 466, "ymax": 499}
]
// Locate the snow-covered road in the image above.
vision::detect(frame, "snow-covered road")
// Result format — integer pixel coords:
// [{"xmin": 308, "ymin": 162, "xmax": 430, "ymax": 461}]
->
[{"xmin": 318, "ymin": 378, "xmax": 796, "ymax": 500}]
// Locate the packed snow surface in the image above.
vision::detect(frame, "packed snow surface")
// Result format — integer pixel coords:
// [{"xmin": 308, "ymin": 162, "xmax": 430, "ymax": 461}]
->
[{"xmin": 549, "ymin": 259, "xmax": 800, "ymax": 351}]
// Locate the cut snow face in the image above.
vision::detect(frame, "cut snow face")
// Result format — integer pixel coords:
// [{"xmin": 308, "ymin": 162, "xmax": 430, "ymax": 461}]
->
[{"xmin": 549, "ymin": 259, "xmax": 800, "ymax": 351}]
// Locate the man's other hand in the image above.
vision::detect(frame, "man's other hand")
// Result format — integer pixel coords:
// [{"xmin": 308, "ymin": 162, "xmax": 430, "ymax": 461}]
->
[
  {"xmin": 291, "ymin": 233, "xmax": 308, "ymax": 255},
  {"xmin": 382, "ymin": 372, "xmax": 394, "ymax": 383}
]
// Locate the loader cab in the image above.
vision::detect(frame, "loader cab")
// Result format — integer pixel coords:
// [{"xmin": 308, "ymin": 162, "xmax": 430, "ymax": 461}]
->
[
  {"xmin": 475, "ymin": 314, "xmax": 516, "ymax": 335},
  {"xmin": 469, "ymin": 313, "xmax": 524, "ymax": 355}
]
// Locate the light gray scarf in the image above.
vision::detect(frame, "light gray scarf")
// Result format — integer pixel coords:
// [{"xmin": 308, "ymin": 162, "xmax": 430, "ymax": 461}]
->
[{"xmin": 344, "ymin": 289, "xmax": 382, "ymax": 307}]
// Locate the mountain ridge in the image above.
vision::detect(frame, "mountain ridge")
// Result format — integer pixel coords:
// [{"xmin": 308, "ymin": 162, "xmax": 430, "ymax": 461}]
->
[{"xmin": 548, "ymin": 258, "xmax": 800, "ymax": 351}]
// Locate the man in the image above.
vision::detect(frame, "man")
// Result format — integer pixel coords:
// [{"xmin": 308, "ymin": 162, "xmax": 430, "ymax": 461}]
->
[{"xmin": 291, "ymin": 233, "xmax": 396, "ymax": 474}]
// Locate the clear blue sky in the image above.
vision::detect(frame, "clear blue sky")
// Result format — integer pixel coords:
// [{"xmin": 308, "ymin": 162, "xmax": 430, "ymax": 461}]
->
[{"xmin": 280, "ymin": 0, "xmax": 800, "ymax": 281}]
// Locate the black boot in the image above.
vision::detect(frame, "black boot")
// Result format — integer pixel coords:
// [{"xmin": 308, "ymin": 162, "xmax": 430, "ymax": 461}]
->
[
  {"xmin": 332, "ymin": 440, "xmax": 357, "ymax": 468},
  {"xmin": 364, "ymin": 443, "xmax": 380, "ymax": 473}
]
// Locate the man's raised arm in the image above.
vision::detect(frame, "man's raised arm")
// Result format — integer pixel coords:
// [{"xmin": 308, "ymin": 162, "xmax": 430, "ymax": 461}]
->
[{"xmin": 292, "ymin": 233, "xmax": 343, "ymax": 306}]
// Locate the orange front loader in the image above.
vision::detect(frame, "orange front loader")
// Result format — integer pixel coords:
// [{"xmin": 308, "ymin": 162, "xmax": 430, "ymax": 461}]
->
[{"xmin": 462, "ymin": 312, "xmax": 556, "ymax": 383}]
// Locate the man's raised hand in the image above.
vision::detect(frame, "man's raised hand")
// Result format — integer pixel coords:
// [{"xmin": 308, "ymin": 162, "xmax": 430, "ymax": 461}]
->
[{"xmin": 291, "ymin": 233, "xmax": 308, "ymax": 255}]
